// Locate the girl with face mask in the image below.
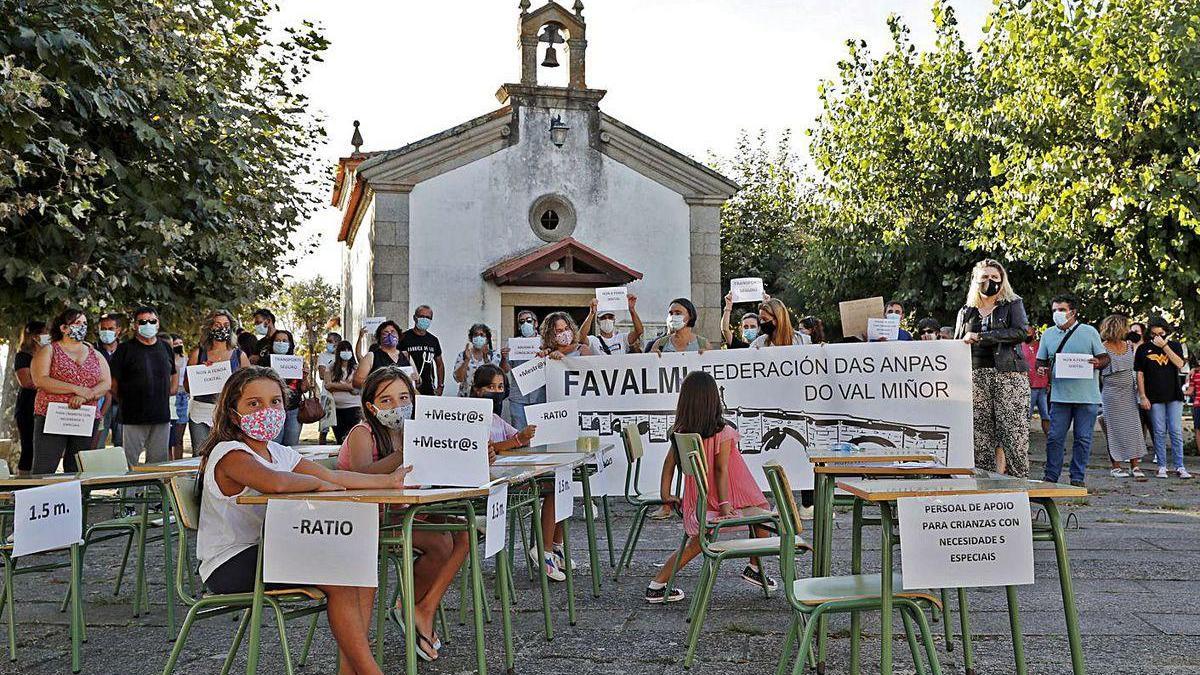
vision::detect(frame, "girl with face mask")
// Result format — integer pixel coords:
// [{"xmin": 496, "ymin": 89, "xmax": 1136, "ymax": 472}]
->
[
  {"xmin": 194, "ymin": 367, "xmax": 409, "ymax": 675},
  {"xmin": 262, "ymin": 329, "xmax": 309, "ymax": 447},
  {"xmin": 353, "ymin": 320, "xmax": 415, "ymax": 390},
  {"xmin": 322, "ymin": 340, "xmax": 361, "ymax": 443},
  {"xmin": 336, "ymin": 367, "xmax": 468, "ymax": 660},
  {"xmin": 453, "ymin": 323, "xmax": 502, "ymax": 397},
  {"xmin": 472, "ymin": 364, "xmax": 536, "ymax": 454},
  {"xmin": 953, "ymin": 259, "xmax": 1032, "ymax": 478},
  {"xmin": 506, "ymin": 310, "xmax": 546, "ymax": 429},
  {"xmin": 650, "ymin": 298, "xmax": 710, "ymax": 354}
]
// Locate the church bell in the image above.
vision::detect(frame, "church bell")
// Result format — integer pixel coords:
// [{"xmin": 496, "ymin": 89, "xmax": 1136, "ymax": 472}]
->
[{"xmin": 541, "ymin": 45, "xmax": 560, "ymax": 68}]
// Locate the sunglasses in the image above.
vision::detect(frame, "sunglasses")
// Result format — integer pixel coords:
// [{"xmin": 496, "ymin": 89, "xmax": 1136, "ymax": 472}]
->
[
  {"xmin": 921, "ymin": 329, "xmax": 938, "ymax": 335},
  {"xmin": 137, "ymin": 318, "xmax": 158, "ymax": 326}
]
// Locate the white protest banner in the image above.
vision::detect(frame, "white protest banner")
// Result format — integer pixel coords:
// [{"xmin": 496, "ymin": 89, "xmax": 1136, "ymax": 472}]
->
[
  {"xmin": 404, "ymin": 418, "xmax": 490, "ymax": 487},
  {"xmin": 839, "ymin": 296, "xmax": 886, "ymax": 338},
  {"xmin": 547, "ymin": 340, "xmax": 974, "ymax": 494},
  {"xmin": 512, "ymin": 356, "xmax": 547, "ymax": 395},
  {"xmin": 554, "ymin": 465, "xmax": 574, "ymax": 522},
  {"xmin": 188, "ymin": 361, "xmax": 232, "ymax": 397},
  {"xmin": 362, "ymin": 317, "xmax": 387, "ymax": 335},
  {"xmin": 43, "ymin": 403, "xmax": 97, "ymax": 437},
  {"xmin": 414, "ymin": 394, "xmax": 491, "ymax": 427},
  {"xmin": 263, "ymin": 500, "xmax": 379, "ymax": 587},
  {"xmin": 867, "ymin": 317, "xmax": 901, "ymax": 342},
  {"xmin": 896, "ymin": 492, "xmax": 1034, "ymax": 589},
  {"xmin": 13, "ymin": 480, "xmax": 83, "ymax": 557},
  {"xmin": 595, "ymin": 287, "xmax": 628, "ymax": 314},
  {"xmin": 507, "ymin": 337, "xmax": 541, "ymax": 362},
  {"xmin": 524, "ymin": 400, "xmax": 579, "ymax": 446},
  {"xmin": 271, "ymin": 355, "xmax": 303, "ymax": 380},
  {"xmin": 1054, "ymin": 353, "xmax": 1094, "ymax": 379},
  {"xmin": 484, "ymin": 483, "xmax": 509, "ymax": 558},
  {"xmin": 730, "ymin": 277, "xmax": 765, "ymax": 304}
]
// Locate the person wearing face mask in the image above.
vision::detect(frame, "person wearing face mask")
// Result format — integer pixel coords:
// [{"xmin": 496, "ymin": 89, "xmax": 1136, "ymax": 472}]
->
[
  {"xmin": 506, "ymin": 310, "xmax": 547, "ymax": 429},
  {"xmin": 452, "ymin": 323, "xmax": 503, "ymax": 397},
  {"xmin": 1021, "ymin": 325, "xmax": 1051, "ymax": 435},
  {"xmin": 1035, "ymin": 294, "xmax": 1109, "ymax": 487},
  {"xmin": 578, "ymin": 292, "xmax": 645, "ymax": 355},
  {"xmin": 91, "ymin": 313, "xmax": 124, "ymax": 449},
  {"xmin": 315, "ymin": 331, "xmax": 342, "ymax": 444},
  {"xmin": 336, "ymin": 367, "xmax": 469, "ymax": 660},
  {"xmin": 353, "ymin": 321, "xmax": 415, "ymax": 389},
  {"xmin": 915, "ymin": 317, "xmax": 941, "ymax": 341},
  {"xmin": 882, "ymin": 301, "xmax": 914, "ymax": 341},
  {"xmin": 954, "ymin": 259, "xmax": 1032, "ymax": 478},
  {"xmin": 650, "ymin": 298, "xmax": 710, "ymax": 354},
  {"xmin": 750, "ymin": 298, "xmax": 809, "ymax": 348},
  {"xmin": 398, "ymin": 305, "xmax": 444, "ymax": 396},
  {"xmin": 187, "ymin": 309, "xmax": 250, "ymax": 452},
  {"xmin": 31, "ymin": 308, "xmax": 111, "ymax": 474},
  {"xmin": 168, "ymin": 334, "xmax": 191, "ymax": 459},
  {"xmin": 262, "ymin": 329, "xmax": 310, "ymax": 447},
  {"xmin": 799, "ymin": 316, "xmax": 826, "ymax": 344},
  {"xmin": 720, "ymin": 292, "xmax": 760, "ymax": 349},
  {"xmin": 248, "ymin": 308, "xmax": 277, "ymax": 365},
  {"xmin": 109, "ymin": 306, "xmax": 177, "ymax": 466},
  {"xmin": 322, "ymin": 340, "xmax": 361, "ymax": 443},
  {"xmin": 13, "ymin": 320, "xmax": 48, "ymax": 474},
  {"xmin": 1134, "ymin": 317, "xmax": 1191, "ymax": 479},
  {"xmin": 195, "ymin": 367, "xmax": 411, "ymax": 675},
  {"xmin": 1098, "ymin": 314, "xmax": 1148, "ymax": 480},
  {"xmin": 473, "ymin": 364, "xmax": 536, "ymax": 453},
  {"xmin": 540, "ymin": 311, "xmax": 594, "ymax": 360}
]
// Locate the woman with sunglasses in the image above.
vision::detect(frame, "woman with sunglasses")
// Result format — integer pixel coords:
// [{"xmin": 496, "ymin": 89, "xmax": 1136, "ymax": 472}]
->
[{"xmin": 915, "ymin": 317, "xmax": 941, "ymax": 340}]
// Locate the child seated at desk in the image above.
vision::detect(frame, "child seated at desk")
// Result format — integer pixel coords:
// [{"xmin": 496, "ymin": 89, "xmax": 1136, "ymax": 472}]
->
[
  {"xmin": 471, "ymin": 364, "xmax": 569, "ymax": 582},
  {"xmin": 337, "ymin": 366, "xmax": 468, "ymax": 661},
  {"xmin": 196, "ymin": 366, "xmax": 410, "ymax": 675}
]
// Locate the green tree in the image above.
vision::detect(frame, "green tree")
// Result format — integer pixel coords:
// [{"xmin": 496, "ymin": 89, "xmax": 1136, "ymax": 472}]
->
[{"xmin": 273, "ymin": 277, "xmax": 341, "ymax": 374}]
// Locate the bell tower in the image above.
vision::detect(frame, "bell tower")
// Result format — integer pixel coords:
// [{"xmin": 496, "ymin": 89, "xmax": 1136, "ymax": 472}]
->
[{"xmin": 517, "ymin": 0, "xmax": 587, "ymax": 89}]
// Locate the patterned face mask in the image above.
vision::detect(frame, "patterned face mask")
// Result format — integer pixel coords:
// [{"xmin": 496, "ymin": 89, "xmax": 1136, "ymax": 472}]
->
[
  {"xmin": 374, "ymin": 402, "xmax": 413, "ymax": 430},
  {"xmin": 66, "ymin": 323, "xmax": 88, "ymax": 341},
  {"xmin": 554, "ymin": 330, "xmax": 574, "ymax": 346},
  {"xmin": 211, "ymin": 326, "xmax": 232, "ymax": 343},
  {"xmin": 237, "ymin": 406, "xmax": 286, "ymax": 442}
]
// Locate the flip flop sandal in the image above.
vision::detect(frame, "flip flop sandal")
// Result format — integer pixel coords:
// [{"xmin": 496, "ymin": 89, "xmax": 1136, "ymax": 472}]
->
[
  {"xmin": 415, "ymin": 632, "xmax": 439, "ymax": 662},
  {"xmin": 389, "ymin": 607, "xmax": 442, "ymax": 657}
]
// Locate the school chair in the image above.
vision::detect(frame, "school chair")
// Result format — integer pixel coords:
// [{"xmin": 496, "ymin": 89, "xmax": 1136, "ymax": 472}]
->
[
  {"xmin": 762, "ymin": 462, "xmax": 943, "ymax": 675},
  {"xmin": 613, "ymin": 424, "xmax": 672, "ymax": 579},
  {"xmin": 672, "ymin": 439, "xmax": 799, "ymax": 668},
  {"xmin": 161, "ymin": 474, "xmax": 326, "ymax": 675}
]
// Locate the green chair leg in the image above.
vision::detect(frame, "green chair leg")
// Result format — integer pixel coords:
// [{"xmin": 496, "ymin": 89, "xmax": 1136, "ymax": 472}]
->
[
  {"xmin": 792, "ymin": 606, "xmax": 829, "ymax": 675},
  {"xmin": 1006, "ymin": 585, "xmax": 1026, "ymax": 675},
  {"xmin": 3, "ymin": 557, "xmax": 15, "ymax": 662},
  {"xmin": 776, "ymin": 614, "xmax": 801, "ymax": 675},
  {"xmin": 458, "ymin": 567, "xmax": 469, "ymax": 625},
  {"xmin": 663, "ymin": 531, "xmax": 688, "ymax": 596},
  {"xmin": 162, "ymin": 604, "xmax": 202, "ymax": 675},
  {"xmin": 901, "ymin": 601, "xmax": 943, "ymax": 675},
  {"xmin": 497, "ymin": 542, "xmax": 516, "ymax": 673},
  {"xmin": 940, "ymin": 589, "xmax": 953, "ymax": 651},
  {"xmin": 1043, "ymin": 500, "xmax": 1085, "ymax": 675},
  {"xmin": 579, "ymin": 476, "xmax": 602, "ymax": 598},
  {"xmin": 561, "ymin": 520, "xmax": 577, "ymax": 626},
  {"xmin": 220, "ymin": 610, "xmax": 251, "ymax": 675},
  {"xmin": 465, "ymin": 503, "xmax": 488, "ymax": 675},
  {"xmin": 683, "ymin": 557, "xmax": 719, "ymax": 668},
  {"xmin": 614, "ymin": 505, "xmax": 649, "ymax": 580},
  {"xmin": 957, "ymin": 589, "xmax": 975, "ymax": 675},
  {"xmin": 267, "ymin": 600, "xmax": 297, "ymax": 675},
  {"xmin": 299, "ymin": 612, "xmax": 318, "ymax": 667},
  {"xmin": 901, "ymin": 607, "xmax": 927, "ymax": 675},
  {"xmin": 437, "ymin": 603, "xmax": 449, "ymax": 644},
  {"xmin": 113, "ymin": 531, "xmax": 135, "ymax": 595},
  {"xmin": 530, "ymin": 496, "xmax": 554, "ymax": 641},
  {"xmin": 602, "ymin": 496, "xmax": 616, "ymax": 568}
]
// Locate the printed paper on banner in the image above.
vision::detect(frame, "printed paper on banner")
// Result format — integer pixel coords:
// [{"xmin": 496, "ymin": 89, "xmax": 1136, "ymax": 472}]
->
[
  {"xmin": 897, "ymin": 492, "xmax": 1034, "ymax": 589},
  {"xmin": 188, "ymin": 361, "xmax": 232, "ymax": 397},
  {"xmin": 404, "ymin": 417, "xmax": 490, "ymax": 487},
  {"xmin": 43, "ymin": 403, "xmax": 97, "ymax": 437},
  {"xmin": 839, "ymin": 296, "xmax": 885, "ymax": 338},
  {"xmin": 13, "ymin": 481, "xmax": 83, "ymax": 556},
  {"xmin": 512, "ymin": 357, "xmax": 547, "ymax": 395},
  {"xmin": 554, "ymin": 465, "xmax": 573, "ymax": 522},
  {"xmin": 595, "ymin": 287, "xmax": 628, "ymax": 314},
  {"xmin": 1054, "ymin": 353, "xmax": 1094, "ymax": 379},
  {"xmin": 507, "ymin": 337, "xmax": 541, "ymax": 362},
  {"xmin": 730, "ymin": 277, "xmax": 765, "ymax": 303},
  {"xmin": 263, "ymin": 500, "xmax": 379, "ymax": 587},
  {"xmin": 270, "ymin": 355, "xmax": 303, "ymax": 380},
  {"xmin": 867, "ymin": 317, "xmax": 901, "ymax": 342},
  {"xmin": 484, "ymin": 483, "xmax": 509, "ymax": 558},
  {"xmin": 414, "ymin": 395, "xmax": 491, "ymax": 427},
  {"xmin": 524, "ymin": 400, "xmax": 579, "ymax": 446}
]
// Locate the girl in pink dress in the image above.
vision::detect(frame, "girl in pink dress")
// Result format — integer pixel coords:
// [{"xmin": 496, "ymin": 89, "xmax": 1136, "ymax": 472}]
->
[{"xmin": 645, "ymin": 371, "xmax": 774, "ymax": 603}]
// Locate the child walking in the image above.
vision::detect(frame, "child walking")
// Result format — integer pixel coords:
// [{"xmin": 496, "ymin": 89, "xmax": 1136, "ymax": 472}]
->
[
  {"xmin": 196, "ymin": 366, "xmax": 411, "ymax": 675},
  {"xmin": 645, "ymin": 371, "xmax": 775, "ymax": 603}
]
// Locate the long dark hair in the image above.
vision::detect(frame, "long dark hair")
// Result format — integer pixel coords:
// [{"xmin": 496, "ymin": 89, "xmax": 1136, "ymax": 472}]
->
[
  {"xmin": 670, "ymin": 371, "xmax": 727, "ymax": 439},
  {"xmin": 20, "ymin": 320, "xmax": 47, "ymax": 353},
  {"xmin": 800, "ymin": 316, "xmax": 825, "ymax": 344},
  {"xmin": 471, "ymin": 363, "xmax": 505, "ymax": 396},
  {"xmin": 360, "ymin": 367, "xmax": 418, "ymax": 459},
  {"xmin": 374, "ymin": 320, "xmax": 403, "ymax": 345},
  {"xmin": 331, "ymin": 339, "xmax": 356, "ymax": 382},
  {"xmin": 197, "ymin": 366, "xmax": 289, "ymax": 463}
]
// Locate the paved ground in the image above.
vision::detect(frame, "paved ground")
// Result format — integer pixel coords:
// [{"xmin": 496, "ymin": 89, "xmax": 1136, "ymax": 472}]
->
[{"xmin": 2, "ymin": 429, "xmax": 1198, "ymax": 675}]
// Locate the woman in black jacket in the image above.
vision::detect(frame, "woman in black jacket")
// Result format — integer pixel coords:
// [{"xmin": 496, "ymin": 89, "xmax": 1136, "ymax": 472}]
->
[{"xmin": 954, "ymin": 259, "xmax": 1031, "ymax": 477}]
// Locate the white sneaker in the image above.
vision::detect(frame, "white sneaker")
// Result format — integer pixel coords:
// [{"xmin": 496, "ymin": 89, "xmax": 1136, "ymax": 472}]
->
[
  {"xmin": 551, "ymin": 545, "xmax": 576, "ymax": 572},
  {"xmin": 1177, "ymin": 467, "xmax": 1193, "ymax": 480},
  {"xmin": 799, "ymin": 505, "xmax": 815, "ymax": 521},
  {"xmin": 1110, "ymin": 467, "xmax": 1130, "ymax": 478},
  {"xmin": 1157, "ymin": 466, "xmax": 1169, "ymax": 479},
  {"xmin": 528, "ymin": 547, "xmax": 566, "ymax": 582}
]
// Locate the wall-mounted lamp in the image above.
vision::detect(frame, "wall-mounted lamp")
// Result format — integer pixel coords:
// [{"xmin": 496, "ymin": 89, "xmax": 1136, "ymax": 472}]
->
[{"xmin": 549, "ymin": 114, "xmax": 570, "ymax": 147}]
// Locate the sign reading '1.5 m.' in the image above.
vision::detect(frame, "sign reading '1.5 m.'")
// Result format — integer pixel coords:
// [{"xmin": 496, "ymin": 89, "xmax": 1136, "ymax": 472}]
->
[{"xmin": 13, "ymin": 480, "xmax": 84, "ymax": 557}]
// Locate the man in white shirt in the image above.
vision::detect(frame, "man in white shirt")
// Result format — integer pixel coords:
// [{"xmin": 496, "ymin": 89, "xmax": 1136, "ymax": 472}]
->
[{"xmin": 578, "ymin": 293, "xmax": 644, "ymax": 355}]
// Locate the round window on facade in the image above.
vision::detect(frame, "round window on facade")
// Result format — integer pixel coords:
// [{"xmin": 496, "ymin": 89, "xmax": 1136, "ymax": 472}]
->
[{"xmin": 529, "ymin": 194, "xmax": 576, "ymax": 241}]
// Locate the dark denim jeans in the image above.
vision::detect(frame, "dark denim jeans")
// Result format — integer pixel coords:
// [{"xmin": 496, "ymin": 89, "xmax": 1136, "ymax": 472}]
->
[{"xmin": 1044, "ymin": 402, "xmax": 1100, "ymax": 483}]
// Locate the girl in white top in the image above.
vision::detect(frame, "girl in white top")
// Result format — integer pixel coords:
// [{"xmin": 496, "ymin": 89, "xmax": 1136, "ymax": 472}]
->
[{"xmin": 196, "ymin": 366, "xmax": 409, "ymax": 675}]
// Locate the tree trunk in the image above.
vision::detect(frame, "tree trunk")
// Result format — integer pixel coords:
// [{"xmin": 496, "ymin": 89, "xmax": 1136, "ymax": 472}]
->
[{"xmin": 0, "ymin": 327, "xmax": 22, "ymax": 468}]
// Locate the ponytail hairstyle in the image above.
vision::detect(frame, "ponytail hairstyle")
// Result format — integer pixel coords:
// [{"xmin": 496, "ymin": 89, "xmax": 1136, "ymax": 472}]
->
[
  {"xmin": 359, "ymin": 366, "xmax": 418, "ymax": 459},
  {"xmin": 197, "ymin": 366, "xmax": 289, "ymax": 464}
]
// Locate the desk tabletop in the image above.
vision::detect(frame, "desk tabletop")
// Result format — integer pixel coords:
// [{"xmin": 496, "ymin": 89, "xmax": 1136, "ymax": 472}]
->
[
  {"xmin": 814, "ymin": 463, "xmax": 974, "ymax": 477},
  {"xmin": 238, "ymin": 486, "xmax": 487, "ymax": 505},
  {"xmin": 0, "ymin": 469, "xmax": 193, "ymax": 492},
  {"xmin": 806, "ymin": 449, "xmax": 936, "ymax": 464},
  {"xmin": 836, "ymin": 477, "xmax": 1088, "ymax": 501}
]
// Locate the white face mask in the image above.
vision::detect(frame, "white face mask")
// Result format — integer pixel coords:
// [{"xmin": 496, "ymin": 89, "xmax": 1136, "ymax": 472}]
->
[
  {"xmin": 666, "ymin": 314, "xmax": 686, "ymax": 331},
  {"xmin": 598, "ymin": 319, "xmax": 615, "ymax": 334},
  {"xmin": 339, "ymin": 350, "xmax": 354, "ymax": 361},
  {"xmin": 1053, "ymin": 310, "xmax": 1070, "ymax": 328}
]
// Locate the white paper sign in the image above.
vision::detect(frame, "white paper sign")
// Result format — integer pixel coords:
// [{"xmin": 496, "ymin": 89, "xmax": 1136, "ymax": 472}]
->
[
  {"xmin": 414, "ymin": 394, "xmax": 491, "ymax": 427},
  {"xmin": 271, "ymin": 355, "xmax": 303, "ymax": 380},
  {"xmin": 730, "ymin": 277, "xmax": 765, "ymax": 303},
  {"xmin": 593, "ymin": 446, "xmax": 613, "ymax": 479},
  {"xmin": 404, "ymin": 417, "xmax": 490, "ymax": 487},
  {"xmin": 524, "ymin": 400, "xmax": 579, "ymax": 446},
  {"xmin": 263, "ymin": 500, "xmax": 379, "ymax": 587},
  {"xmin": 13, "ymin": 481, "xmax": 84, "ymax": 557},
  {"xmin": 484, "ymin": 483, "xmax": 509, "ymax": 559},
  {"xmin": 553, "ymin": 465, "xmax": 574, "ymax": 523},
  {"xmin": 507, "ymin": 337, "xmax": 541, "ymax": 362},
  {"xmin": 512, "ymin": 356, "xmax": 548, "ymax": 395},
  {"xmin": 1055, "ymin": 353, "xmax": 1094, "ymax": 379},
  {"xmin": 595, "ymin": 287, "xmax": 628, "ymax": 314},
  {"xmin": 43, "ymin": 403, "xmax": 96, "ymax": 437},
  {"xmin": 362, "ymin": 317, "xmax": 386, "ymax": 335},
  {"xmin": 188, "ymin": 361, "xmax": 233, "ymax": 397},
  {"xmin": 169, "ymin": 398, "xmax": 178, "ymax": 421},
  {"xmin": 867, "ymin": 317, "xmax": 901, "ymax": 342},
  {"xmin": 897, "ymin": 492, "xmax": 1034, "ymax": 590}
]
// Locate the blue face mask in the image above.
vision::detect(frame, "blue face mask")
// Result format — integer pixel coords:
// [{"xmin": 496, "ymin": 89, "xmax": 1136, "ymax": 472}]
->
[
  {"xmin": 471, "ymin": 335, "xmax": 487, "ymax": 350},
  {"xmin": 273, "ymin": 341, "xmax": 290, "ymax": 355},
  {"xmin": 742, "ymin": 327, "xmax": 759, "ymax": 342},
  {"xmin": 137, "ymin": 323, "xmax": 158, "ymax": 339},
  {"xmin": 98, "ymin": 329, "xmax": 117, "ymax": 345},
  {"xmin": 415, "ymin": 317, "xmax": 432, "ymax": 331},
  {"xmin": 325, "ymin": 343, "xmax": 336, "ymax": 354},
  {"xmin": 519, "ymin": 321, "xmax": 537, "ymax": 338}
]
